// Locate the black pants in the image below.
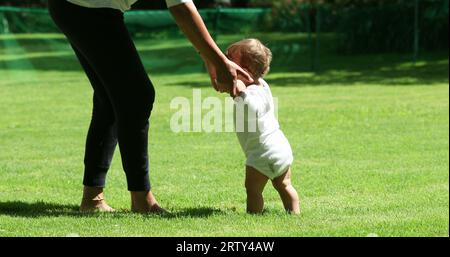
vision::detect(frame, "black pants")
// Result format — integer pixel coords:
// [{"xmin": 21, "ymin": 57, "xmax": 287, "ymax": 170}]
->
[{"xmin": 49, "ymin": 0, "xmax": 155, "ymax": 191}]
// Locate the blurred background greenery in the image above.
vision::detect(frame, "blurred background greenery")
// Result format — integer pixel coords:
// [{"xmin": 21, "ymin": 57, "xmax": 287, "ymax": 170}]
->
[{"xmin": 0, "ymin": 0, "xmax": 448, "ymax": 56}]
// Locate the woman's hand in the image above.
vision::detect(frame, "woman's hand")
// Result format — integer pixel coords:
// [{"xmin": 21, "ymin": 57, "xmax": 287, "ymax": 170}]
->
[
  {"xmin": 205, "ymin": 58, "xmax": 253, "ymax": 96},
  {"xmin": 169, "ymin": 2, "xmax": 253, "ymax": 95},
  {"xmin": 235, "ymin": 80, "xmax": 247, "ymax": 95},
  {"xmin": 204, "ymin": 58, "xmax": 219, "ymax": 92}
]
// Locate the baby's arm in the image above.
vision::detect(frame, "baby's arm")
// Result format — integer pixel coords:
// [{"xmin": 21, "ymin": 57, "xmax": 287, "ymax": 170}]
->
[{"xmin": 234, "ymin": 80, "xmax": 263, "ymax": 116}]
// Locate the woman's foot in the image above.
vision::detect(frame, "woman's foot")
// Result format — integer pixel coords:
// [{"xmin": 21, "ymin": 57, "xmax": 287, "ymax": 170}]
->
[
  {"xmin": 131, "ymin": 191, "xmax": 167, "ymax": 214},
  {"xmin": 80, "ymin": 186, "xmax": 115, "ymax": 213}
]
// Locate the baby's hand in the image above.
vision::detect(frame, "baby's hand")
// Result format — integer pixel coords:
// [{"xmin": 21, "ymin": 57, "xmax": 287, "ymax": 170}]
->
[{"xmin": 232, "ymin": 80, "xmax": 247, "ymax": 98}]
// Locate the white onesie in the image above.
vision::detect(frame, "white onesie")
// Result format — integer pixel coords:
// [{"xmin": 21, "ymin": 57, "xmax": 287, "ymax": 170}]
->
[{"xmin": 235, "ymin": 79, "xmax": 293, "ymax": 180}]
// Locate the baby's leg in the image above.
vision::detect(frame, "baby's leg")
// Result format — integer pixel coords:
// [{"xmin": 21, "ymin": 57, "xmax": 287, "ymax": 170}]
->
[
  {"xmin": 272, "ymin": 168, "xmax": 300, "ymax": 214},
  {"xmin": 245, "ymin": 166, "xmax": 269, "ymax": 214}
]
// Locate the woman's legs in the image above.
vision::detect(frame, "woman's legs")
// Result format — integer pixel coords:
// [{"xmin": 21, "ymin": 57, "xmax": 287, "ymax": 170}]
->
[
  {"xmin": 49, "ymin": 0, "xmax": 162, "ymax": 212},
  {"xmin": 72, "ymin": 47, "xmax": 117, "ymax": 212}
]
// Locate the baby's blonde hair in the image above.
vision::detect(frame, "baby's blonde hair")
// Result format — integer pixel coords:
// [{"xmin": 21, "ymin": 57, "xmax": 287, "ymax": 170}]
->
[{"xmin": 226, "ymin": 38, "xmax": 272, "ymax": 80}]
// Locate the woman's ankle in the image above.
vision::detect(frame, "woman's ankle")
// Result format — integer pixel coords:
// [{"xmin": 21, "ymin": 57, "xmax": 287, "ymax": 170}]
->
[
  {"xmin": 82, "ymin": 186, "xmax": 105, "ymax": 200},
  {"xmin": 130, "ymin": 191, "xmax": 165, "ymax": 213},
  {"xmin": 80, "ymin": 186, "xmax": 115, "ymax": 212}
]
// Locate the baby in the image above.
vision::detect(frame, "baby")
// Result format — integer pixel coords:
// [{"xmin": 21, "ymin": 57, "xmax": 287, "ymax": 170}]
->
[{"xmin": 227, "ymin": 39, "xmax": 300, "ymax": 214}]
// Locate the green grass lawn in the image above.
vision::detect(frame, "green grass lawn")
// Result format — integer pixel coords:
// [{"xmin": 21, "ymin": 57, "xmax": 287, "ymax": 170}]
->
[{"xmin": 0, "ymin": 33, "xmax": 449, "ymax": 237}]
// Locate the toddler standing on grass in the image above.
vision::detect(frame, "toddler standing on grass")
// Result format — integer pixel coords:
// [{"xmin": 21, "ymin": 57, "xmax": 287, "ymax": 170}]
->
[{"xmin": 226, "ymin": 39, "xmax": 300, "ymax": 214}]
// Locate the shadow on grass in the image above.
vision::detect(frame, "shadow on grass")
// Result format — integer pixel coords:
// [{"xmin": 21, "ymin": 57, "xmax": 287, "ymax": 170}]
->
[
  {"xmin": 0, "ymin": 201, "xmax": 80, "ymax": 218},
  {"xmin": 169, "ymin": 207, "xmax": 224, "ymax": 218},
  {"xmin": 0, "ymin": 201, "xmax": 224, "ymax": 219}
]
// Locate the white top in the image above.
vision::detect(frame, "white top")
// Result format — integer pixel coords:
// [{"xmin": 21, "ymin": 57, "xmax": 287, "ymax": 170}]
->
[
  {"xmin": 234, "ymin": 79, "xmax": 280, "ymax": 153},
  {"xmin": 234, "ymin": 78, "xmax": 293, "ymax": 179},
  {"xmin": 67, "ymin": 0, "xmax": 193, "ymax": 12}
]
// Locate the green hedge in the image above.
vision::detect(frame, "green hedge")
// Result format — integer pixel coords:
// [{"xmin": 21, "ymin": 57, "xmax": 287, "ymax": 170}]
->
[
  {"xmin": 336, "ymin": 0, "xmax": 449, "ymax": 53},
  {"xmin": 268, "ymin": 0, "xmax": 449, "ymax": 53}
]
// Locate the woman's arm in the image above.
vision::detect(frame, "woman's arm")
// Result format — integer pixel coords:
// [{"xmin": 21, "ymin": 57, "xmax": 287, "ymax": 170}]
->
[
  {"xmin": 169, "ymin": 2, "xmax": 224, "ymax": 68},
  {"xmin": 168, "ymin": 1, "xmax": 252, "ymax": 95}
]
